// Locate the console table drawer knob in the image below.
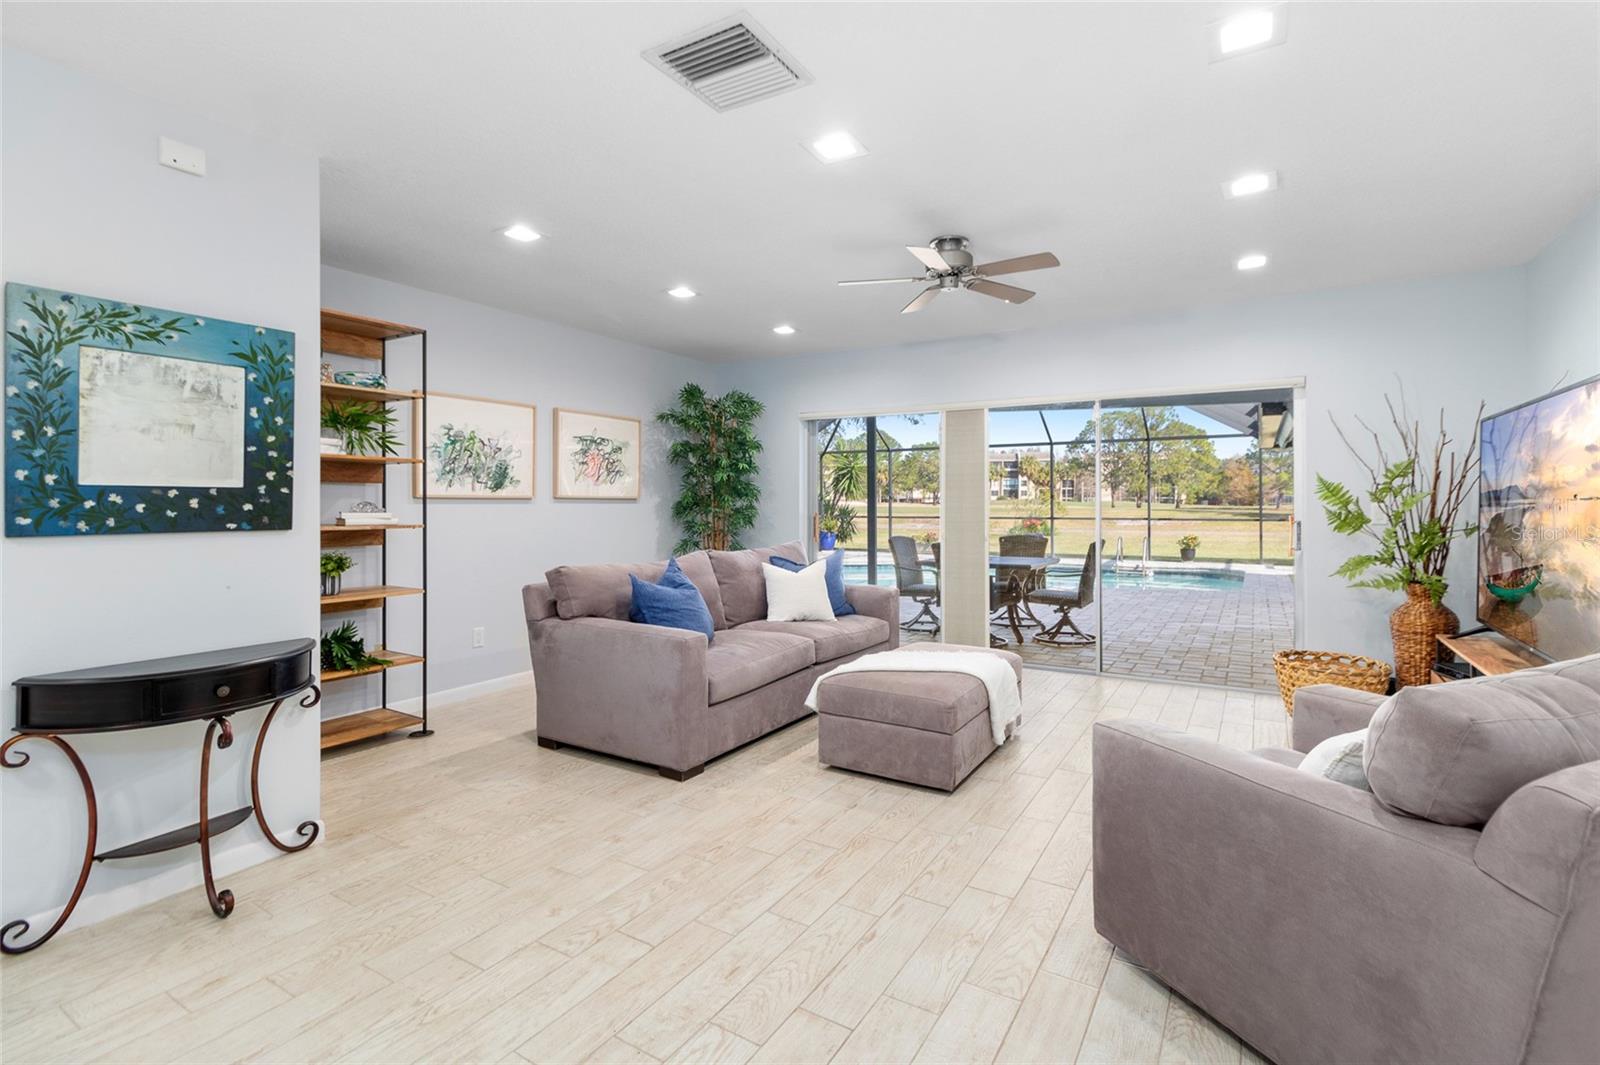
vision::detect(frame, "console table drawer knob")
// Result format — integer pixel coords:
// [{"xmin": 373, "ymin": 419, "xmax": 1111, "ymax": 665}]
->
[{"xmin": 215, "ymin": 684, "xmax": 232, "ymax": 699}]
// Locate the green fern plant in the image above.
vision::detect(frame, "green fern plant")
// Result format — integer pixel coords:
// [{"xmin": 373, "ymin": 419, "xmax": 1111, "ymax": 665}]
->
[
  {"xmin": 657, "ymin": 384, "xmax": 765, "ymax": 553},
  {"xmin": 320, "ymin": 621, "xmax": 391, "ymax": 673},
  {"xmin": 1317, "ymin": 396, "xmax": 1482, "ymax": 604},
  {"xmin": 321, "ymin": 400, "xmax": 399, "ymax": 456}
]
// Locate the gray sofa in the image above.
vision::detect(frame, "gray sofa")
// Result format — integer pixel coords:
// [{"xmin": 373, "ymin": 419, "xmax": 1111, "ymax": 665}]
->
[
  {"xmin": 1092, "ymin": 655, "xmax": 1600, "ymax": 1065},
  {"xmin": 522, "ymin": 542, "xmax": 898, "ymax": 779}
]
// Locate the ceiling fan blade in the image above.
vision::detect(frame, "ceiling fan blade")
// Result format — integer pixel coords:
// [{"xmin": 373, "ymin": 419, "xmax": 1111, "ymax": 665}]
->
[
  {"xmin": 838, "ymin": 277, "xmax": 926, "ymax": 286},
  {"xmin": 901, "ymin": 286, "xmax": 941, "ymax": 314},
  {"xmin": 905, "ymin": 245, "xmax": 952, "ymax": 272},
  {"xmin": 973, "ymin": 252, "xmax": 1060, "ymax": 276},
  {"xmin": 968, "ymin": 279, "xmax": 1036, "ymax": 304}
]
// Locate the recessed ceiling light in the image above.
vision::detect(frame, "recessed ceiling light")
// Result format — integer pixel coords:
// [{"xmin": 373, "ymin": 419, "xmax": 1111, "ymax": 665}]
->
[
  {"xmin": 772, "ymin": 324, "xmax": 796, "ymax": 335},
  {"xmin": 503, "ymin": 223, "xmax": 541, "ymax": 243},
  {"xmin": 805, "ymin": 130, "xmax": 867, "ymax": 164},
  {"xmin": 1224, "ymin": 170, "xmax": 1279, "ymax": 198},
  {"xmin": 1212, "ymin": 7, "xmax": 1286, "ymax": 60},
  {"xmin": 1236, "ymin": 253, "xmax": 1269, "ymax": 271},
  {"xmin": 667, "ymin": 286, "xmax": 697, "ymax": 299}
]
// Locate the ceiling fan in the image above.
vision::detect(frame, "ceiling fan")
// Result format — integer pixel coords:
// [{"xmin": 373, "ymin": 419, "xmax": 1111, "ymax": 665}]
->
[{"xmin": 838, "ymin": 235, "xmax": 1060, "ymax": 314}]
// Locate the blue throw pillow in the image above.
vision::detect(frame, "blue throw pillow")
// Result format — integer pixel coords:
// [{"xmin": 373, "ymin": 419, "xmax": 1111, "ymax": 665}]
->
[
  {"xmin": 629, "ymin": 558, "xmax": 715, "ymax": 641},
  {"xmin": 769, "ymin": 552, "xmax": 856, "ymax": 617}
]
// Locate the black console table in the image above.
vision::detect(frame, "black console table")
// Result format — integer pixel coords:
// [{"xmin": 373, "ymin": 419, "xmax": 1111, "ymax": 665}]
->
[{"xmin": 4, "ymin": 638, "xmax": 321, "ymax": 955}]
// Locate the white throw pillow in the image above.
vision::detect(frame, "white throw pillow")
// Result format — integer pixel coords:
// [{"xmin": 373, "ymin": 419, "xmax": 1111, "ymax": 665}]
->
[
  {"xmin": 762, "ymin": 560, "xmax": 835, "ymax": 622},
  {"xmin": 1298, "ymin": 728, "xmax": 1372, "ymax": 792}
]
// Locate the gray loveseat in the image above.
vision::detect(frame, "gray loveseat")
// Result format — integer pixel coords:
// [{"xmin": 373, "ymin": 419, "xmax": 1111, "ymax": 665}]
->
[
  {"xmin": 1092, "ymin": 654, "xmax": 1600, "ymax": 1065},
  {"xmin": 522, "ymin": 542, "xmax": 898, "ymax": 779}
]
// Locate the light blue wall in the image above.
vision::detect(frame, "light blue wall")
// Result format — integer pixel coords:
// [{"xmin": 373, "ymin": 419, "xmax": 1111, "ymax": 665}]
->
[
  {"xmin": 1, "ymin": 48, "xmax": 322, "ymax": 930},
  {"xmin": 1526, "ymin": 200, "xmax": 1600, "ymax": 396}
]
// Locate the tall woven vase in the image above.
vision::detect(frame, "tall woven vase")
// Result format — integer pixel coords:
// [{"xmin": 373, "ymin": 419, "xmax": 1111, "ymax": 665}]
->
[{"xmin": 1390, "ymin": 583, "xmax": 1459, "ymax": 688}]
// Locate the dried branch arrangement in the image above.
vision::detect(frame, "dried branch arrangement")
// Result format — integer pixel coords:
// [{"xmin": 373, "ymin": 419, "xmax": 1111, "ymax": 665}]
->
[{"xmin": 1317, "ymin": 393, "xmax": 1484, "ymax": 603}]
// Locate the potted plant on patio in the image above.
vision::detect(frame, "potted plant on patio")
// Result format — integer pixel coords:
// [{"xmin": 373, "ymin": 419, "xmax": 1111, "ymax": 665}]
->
[
  {"xmin": 818, "ymin": 513, "xmax": 839, "ymax": 551},
  {"xmin": 1317, "ymin": 395, "xmax": 1482, "ymax": 688},
  {"xmin": 320, "ymin": 551, "xmax": 354, "ymax": 596},
  {"xmin": 1178, "ymin": 534, "xmax": 1199, "ymax": 562}
]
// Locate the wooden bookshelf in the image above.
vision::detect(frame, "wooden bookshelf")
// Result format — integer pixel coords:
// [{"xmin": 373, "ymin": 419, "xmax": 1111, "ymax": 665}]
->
[
  {"xmin": 320, "ymin": 585, "xmax": 424, "ymax": 613},
  {"xmin": 321, "ymin": 309, "xmax": 425, "ymax": 360},
  {"xmin": 320, "ymin": 707, "xmax": 424, "ymax": 750},
  {"xmin": 320, "ymin": 523, "xmax": 423, "ymax": 548},
  {"xmin": 322, "ymin": 453, "xmax": 424, "ymax": 485},
  {"xmin": 321, "ymin": 381, "xmax": 423, "ymax": 403},
  {"xmin": 319, "ymin": 307, "xmax": 432, "ymax": 749},
  {"xmin": 320, "ymin": 648, "xmax": 424, "ymax": 683}
]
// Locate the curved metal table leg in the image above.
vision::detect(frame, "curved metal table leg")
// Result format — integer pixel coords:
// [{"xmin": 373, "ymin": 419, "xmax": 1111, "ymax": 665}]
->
[
  {"xmin": 249, "ymin": 685, "xmax": 321, "ymax": 853},
  {"xmin": 199, "ymin": 717, "xmax": 235, "ymax": 918},
  {"xmin": 1, "ymin": 734, "xmax": 98, "ymax": 954}
]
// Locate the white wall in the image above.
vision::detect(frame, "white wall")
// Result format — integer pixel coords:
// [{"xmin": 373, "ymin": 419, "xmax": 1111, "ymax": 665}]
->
[
  {"xmin": 0, "ymin": 49, "xmax": 321, "ymax": 931},
  {"xmin": 1526, "ymin": 200, "xmax": 1600, "ymax": 396},
  {"xmin": 722, "ymin": 266, "xmax": 1532, "ymax": 666},
  {"xmin": 318, "ymin": 267, "xmax": 712, "ymax": 710}
]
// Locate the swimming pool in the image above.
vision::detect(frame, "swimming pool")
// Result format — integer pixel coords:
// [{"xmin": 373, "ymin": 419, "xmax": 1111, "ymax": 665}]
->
[{"xmin": 842, "ymin": 564, "xmax": 1247, "ymax": 592}]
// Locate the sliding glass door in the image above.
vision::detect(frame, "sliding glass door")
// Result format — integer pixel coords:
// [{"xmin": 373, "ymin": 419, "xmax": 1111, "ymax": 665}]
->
[{"xmin": 985, "ymin": 389, "xmax": 1296, "ymax": 689}]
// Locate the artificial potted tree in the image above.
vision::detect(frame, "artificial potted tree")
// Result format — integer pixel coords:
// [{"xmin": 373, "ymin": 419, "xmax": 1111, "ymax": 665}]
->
[
  {"xmin": 656, "ymin": 384, "xmax": 765, "ymax": 553},
  {"xmin": 320, "ymin": 551, "xmax": 354, "ymax": 596},
  {"xmin": 1317, "ymin": 397, "xmax": 1481, "ymax": 687},
  {"xmin": 1178, "ymin": 534, "xmax": 1199, "ymax": 562}
]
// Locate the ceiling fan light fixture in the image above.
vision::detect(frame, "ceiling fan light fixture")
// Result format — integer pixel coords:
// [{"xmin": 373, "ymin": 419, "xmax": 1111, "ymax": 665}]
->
[
  {"xmin": 806, "ymin": 130, "xmax": 867, "ymax": 164},
  {"xmin": 503, "ymin": 223, "xmax": 541, "ymax": 243}
]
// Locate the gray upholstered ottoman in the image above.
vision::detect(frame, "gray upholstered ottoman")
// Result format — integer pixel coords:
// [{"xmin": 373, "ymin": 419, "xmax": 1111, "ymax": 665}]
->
[{"xmin": 815, "ymin": 644, "xmax": 1024, "ymax": 791}]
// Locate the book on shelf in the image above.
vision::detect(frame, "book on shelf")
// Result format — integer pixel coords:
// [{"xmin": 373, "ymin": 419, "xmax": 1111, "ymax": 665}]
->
[{"xmin": 337, "ymin": 512, "xmax": 398, "ymax": 526}]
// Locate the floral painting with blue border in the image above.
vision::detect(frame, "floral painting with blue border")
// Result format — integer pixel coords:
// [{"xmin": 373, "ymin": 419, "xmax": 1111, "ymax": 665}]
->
[{"xmin": 5, "ymin": 283, "xmax": 295, "ymax": 536}]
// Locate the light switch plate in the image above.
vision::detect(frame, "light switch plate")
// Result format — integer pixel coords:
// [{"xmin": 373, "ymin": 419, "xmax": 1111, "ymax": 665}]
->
[{"xmin": 158, "ymin": 136, "xmax": 206, "ymax": 177}]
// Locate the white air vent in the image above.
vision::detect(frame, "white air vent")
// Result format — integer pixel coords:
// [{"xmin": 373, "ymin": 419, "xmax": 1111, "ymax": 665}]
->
[{"xmin": 644, "ymin": 14, "xmax": 812, "ymax": 112}]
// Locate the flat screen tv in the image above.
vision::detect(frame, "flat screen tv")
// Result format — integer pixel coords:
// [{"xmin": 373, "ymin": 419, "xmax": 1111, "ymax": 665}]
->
[{"xmin": 1477, "ymin": 375, "xmax": 1600, "ymax": 662}]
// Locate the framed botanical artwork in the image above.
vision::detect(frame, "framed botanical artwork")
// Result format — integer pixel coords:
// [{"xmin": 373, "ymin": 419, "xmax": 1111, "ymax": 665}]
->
[
  {"xmin": 413, "ymin": 392, "xmax": 535, "ymax": 500},
  {"xmin": 5, "ymin": 283, "xmax": 295, "ymax": 537},
  {"xmin": 553, "ymin": 407, "xmax": 641, "ymax": 500}
]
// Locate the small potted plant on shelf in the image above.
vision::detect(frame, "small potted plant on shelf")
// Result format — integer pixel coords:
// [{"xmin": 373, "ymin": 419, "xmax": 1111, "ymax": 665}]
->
[
  {"xmin": 320, "ymin": 551, "xmax": 354, "ymax": 596},
  {"xmin": 1178, "ymin": 534, "xmax": 1200, "ymax": 562},
  {"xmin": 818, "ymin": 513, "xmax": 839, "ymax": 551},
  {"xmin": 320, "ymin": 400, "xmax": 399, "ymax": 456},
  {"xmin": 320, "ymin": 621, "xmax": 391, "ymax": 674}
]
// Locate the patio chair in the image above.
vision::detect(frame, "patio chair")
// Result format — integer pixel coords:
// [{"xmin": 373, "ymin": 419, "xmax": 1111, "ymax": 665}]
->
[
  {"xmin": 994, "ymin": 533, "xmax": 1048, "ymax": 626},
  {"xmin": 1033, "ymin": 541, "xmax": 1098, "ymax": 647},
  {"xmin": 890, "ymin": 535, "xmax": 940, "ymax": 634}
]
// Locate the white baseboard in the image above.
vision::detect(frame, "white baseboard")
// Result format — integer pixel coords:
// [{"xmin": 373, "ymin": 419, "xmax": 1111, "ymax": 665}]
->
[{"xmin": 390, "ymin": 669, "xmax": 533, "ymax": 715}]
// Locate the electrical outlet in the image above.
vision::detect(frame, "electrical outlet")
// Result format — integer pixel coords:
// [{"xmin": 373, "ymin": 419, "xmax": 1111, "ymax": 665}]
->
[
  {"xmin": 158, "ymin": 136, "xmax": 206, "ymax": 177},
  {"xmin": 472, "ymin": 626, "xmax": 485, "ymax": 648}
]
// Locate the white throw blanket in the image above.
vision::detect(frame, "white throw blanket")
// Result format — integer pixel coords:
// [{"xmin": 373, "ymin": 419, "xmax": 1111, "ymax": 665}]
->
[{"xmin": 805, "ymin": 650, "xmax": 1023, "ymax": 747}]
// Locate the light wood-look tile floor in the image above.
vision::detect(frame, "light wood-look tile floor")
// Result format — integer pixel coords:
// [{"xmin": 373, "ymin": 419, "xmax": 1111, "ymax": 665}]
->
[{"xmin": 1, "ymin": 668, "xmax": 1290, "ymax": 1064}]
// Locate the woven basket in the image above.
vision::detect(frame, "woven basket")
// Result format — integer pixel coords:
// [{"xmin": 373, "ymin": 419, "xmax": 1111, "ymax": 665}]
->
[{"xmin": 1272, "ymin": 650, "xmax": 1392, "ymax": 715}]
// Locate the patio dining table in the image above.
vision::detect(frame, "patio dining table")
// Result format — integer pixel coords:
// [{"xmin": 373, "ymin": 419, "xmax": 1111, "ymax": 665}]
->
[{"xmin": 917, "ymin": 552, "xmax": 1060, "ymax": 646}]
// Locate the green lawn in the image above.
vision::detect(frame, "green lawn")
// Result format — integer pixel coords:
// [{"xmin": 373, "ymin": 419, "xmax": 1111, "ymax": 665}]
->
[{"xmin": 834, "ymin": 498, "xmax": 1295, "ymax": 564}]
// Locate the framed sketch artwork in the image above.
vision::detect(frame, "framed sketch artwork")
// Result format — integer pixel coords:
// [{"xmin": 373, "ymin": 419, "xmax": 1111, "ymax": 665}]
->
[
  {"xmin": 553, "ymin": 408, "xmax": 641, "ymax": 500},
  {"xmin": 413, "ymin": 392, "xmax": 535, "ymax": 499},
  {"xmin": 4, "ymin": 283, "xmax": 295, "ymax": 536}
]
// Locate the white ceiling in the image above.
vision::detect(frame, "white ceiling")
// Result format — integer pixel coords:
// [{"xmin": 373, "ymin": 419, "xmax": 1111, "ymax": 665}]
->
[{"xmin": 4, "ymin": 2, "xmax": 1597, "ymax": 362}]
